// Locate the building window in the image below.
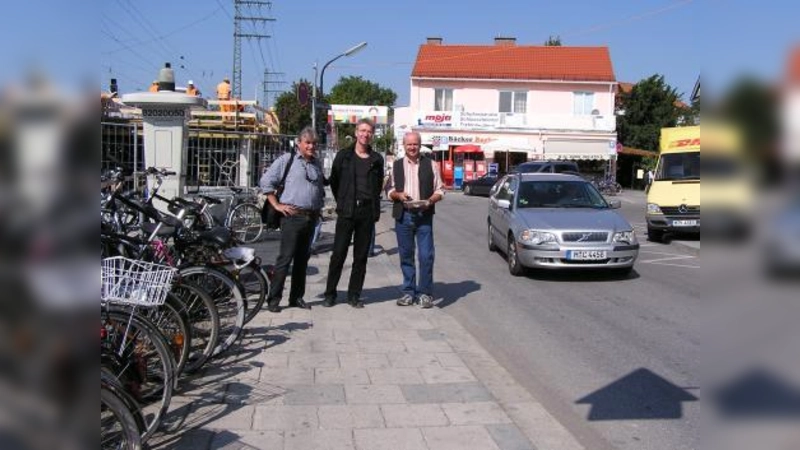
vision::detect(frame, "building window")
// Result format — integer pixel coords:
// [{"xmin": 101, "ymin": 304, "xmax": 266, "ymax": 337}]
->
[
  {"xmin": 434, "ymin": 88, "xmax": 453, "ymax": 111},
  {"xmin": 573, "ymin": 92, "xmax": 595, "ymax": 115},
  {"xmin": 499, "ymin": 91, "xmax": 527, "ymax": 113}
]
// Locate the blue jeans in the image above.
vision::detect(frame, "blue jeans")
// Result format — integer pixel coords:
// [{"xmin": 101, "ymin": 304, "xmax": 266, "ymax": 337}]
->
[{"xmin": 395, "ymin": 211, "xmax": 434, "ymax": 297}]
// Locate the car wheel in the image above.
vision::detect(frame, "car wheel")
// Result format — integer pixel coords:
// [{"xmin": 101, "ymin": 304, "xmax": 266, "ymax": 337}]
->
[
  {"xmin": 488, "ymin": 222, "xmax": 497, "ymax": 252},
  {"xmin": 507, "ymin": 236, "xmax": 525, "ymax": 276},
  {"xmin": 464, "ymin": 185, "xmax": 471, "ymax": 196},
  {"xmin": 647, "ymin": 227, "xmax": 664, "ymax": 243}
]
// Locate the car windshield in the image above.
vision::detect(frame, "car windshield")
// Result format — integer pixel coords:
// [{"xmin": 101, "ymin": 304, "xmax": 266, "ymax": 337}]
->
[
  {"xmin": 656, "ymin": 152, "xmax": 700, "ymax": 181},
  {"xmin": 516, "ymin": 180, "xmax": 608, "ymax": 209}
]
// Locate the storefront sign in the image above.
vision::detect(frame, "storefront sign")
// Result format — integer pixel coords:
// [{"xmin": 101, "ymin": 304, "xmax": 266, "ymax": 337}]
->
[
  {"xmin": 416, "ymin": 112, "xmax": 454, "ymax": 128},
  {"xmin": 329, "ymin": 104, "xmax": 389, "ymax": 124},
  {"xmin": 455, "ymin": 111, "xmax": 500, "ymax": 129}
]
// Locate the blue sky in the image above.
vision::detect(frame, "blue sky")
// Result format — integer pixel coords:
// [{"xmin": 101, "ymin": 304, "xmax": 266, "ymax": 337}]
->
[{"xmin": 13, "ymin": 1, "xmax": 789, "ymax": 103}]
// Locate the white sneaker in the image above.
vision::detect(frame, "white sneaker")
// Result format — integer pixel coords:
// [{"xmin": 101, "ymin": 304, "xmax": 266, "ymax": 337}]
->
[
  {"xmin": 419, "ymin": 294, "xmax": 433, "ymax": 309},
  {"xmin": 396, "ymin": 294, "xmax": 414, "ymax": 306}
]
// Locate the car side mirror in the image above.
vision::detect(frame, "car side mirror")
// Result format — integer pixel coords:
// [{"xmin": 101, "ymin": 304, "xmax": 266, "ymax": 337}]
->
[
  {"xmin": 496, "ymin": 199, "xmax": 511, "ymax": 210},
  {"xmin": 608, "ymin": 199, "xmax": 622, "ymax": 209}
]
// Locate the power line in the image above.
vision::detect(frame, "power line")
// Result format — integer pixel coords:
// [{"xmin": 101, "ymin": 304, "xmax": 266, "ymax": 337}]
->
[
  {"xmin": 232, "ymin": 0, "xmax": 274, "ymax": 99},
  {"xmin": 560, "ymin": 0, "xmax": 696, "ymax": 39}
]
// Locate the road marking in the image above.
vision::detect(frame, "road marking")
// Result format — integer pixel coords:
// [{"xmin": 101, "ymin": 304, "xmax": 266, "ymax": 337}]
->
[{"xmin": 641, "ymin": 261, "xmax": 701, "ymax": 269}]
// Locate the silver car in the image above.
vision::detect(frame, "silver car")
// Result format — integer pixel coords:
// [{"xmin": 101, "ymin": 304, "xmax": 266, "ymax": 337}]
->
[{"xmin": 487, "ymin": 173, "xmax": 639, "ymax": 275}]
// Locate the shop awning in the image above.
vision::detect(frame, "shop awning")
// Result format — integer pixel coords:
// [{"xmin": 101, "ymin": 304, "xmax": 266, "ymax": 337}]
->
[
  {"xmin": 454, "ymin": 144, "xmax": 482, "ymax": 153},
  {"xmin": 544, "ymin": 139, "xmax": 614, "ymax": 160}
]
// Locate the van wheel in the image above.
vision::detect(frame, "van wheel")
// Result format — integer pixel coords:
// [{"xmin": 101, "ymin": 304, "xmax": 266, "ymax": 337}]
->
[
  {"xmin": 464, "ymin": 185, "xmax": 472, "ymax": 196},
  {"xmin": 507, "ymin": 236, "xmax": 525, "ymax": 276},
  {"xmin": 647, "ymin": 227, "xmax": 664, "ymax": 243}
]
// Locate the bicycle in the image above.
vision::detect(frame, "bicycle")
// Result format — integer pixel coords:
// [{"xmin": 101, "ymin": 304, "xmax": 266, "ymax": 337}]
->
[{"xmin": 190, "ymin": 186, "xmax": 265, "ymax": 244}]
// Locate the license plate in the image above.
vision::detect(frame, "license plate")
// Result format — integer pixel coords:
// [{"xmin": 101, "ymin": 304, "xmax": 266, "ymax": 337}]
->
[
  {"xmin": 567, "ymin": 250, "xmax": 607, "ymax": 260},
  {"xmin": 672, "ymin": 220, "xmax": 698, "ymax": 227}
]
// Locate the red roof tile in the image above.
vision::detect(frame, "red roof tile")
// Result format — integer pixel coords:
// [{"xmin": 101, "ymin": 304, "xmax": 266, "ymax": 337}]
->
[
  {"xmin": 789, "ymin": 46, "xmax": 800, "ymax": 82},
  {"xmin": 412, "ymin": 44, "xmax": 615, "ymax": 82}
]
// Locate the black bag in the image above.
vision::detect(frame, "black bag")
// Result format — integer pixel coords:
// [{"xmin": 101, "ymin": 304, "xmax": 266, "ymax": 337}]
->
[{"xmin": 261, "ymin": 154, "xmax": 295, "ymax": 230}]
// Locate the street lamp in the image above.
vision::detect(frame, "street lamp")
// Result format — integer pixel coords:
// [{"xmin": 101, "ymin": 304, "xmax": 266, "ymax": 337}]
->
[{"xmin": 314, "ymin": 41, "xmax": 368, "ymax": 148}]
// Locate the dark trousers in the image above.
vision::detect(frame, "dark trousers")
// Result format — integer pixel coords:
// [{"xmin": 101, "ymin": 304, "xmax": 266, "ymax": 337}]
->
[
  {"xmin": 325, "ymin": 204, "xmax": 373, "ymax": 301},
  {"xmin": 268, "ymin": 215, "xmax": 316, "ymax": 306}
]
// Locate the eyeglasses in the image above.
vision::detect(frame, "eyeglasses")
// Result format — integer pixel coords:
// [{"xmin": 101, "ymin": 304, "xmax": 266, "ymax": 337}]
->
[{"xmin": 303, "ymin": 161, "xmax": 320, "ymax": 183}]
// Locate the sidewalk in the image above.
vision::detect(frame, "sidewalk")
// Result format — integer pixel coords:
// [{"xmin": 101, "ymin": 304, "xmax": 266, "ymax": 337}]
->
[{"xmin": 151, "ymin": 210, "xmax": 584, "ymax": 450}]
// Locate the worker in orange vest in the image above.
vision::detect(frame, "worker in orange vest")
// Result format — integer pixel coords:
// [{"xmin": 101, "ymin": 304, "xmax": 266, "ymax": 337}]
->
[
  {"xmin": 148, "ymin": 80, "xmax": 159, "ymax": 92},
  {"xmin": 186, "ymin": 80, "xmax": 200, "ymax": 97},
  {"xmin": 217, "ymin": 77, "xmax": 232, "ymax": 112}
]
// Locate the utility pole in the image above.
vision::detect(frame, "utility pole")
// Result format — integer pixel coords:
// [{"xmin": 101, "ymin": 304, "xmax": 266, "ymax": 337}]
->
[
  {"xmin": 262, "ymin": 68, "xmax": 285, "ymax": 109},
  {"xmin": 233, "ymin": 0, "xmax": 274, "ymax": 100},
  {"xmin": 311, "ymin": 62, "xmax": 318, "ymax": 134}
]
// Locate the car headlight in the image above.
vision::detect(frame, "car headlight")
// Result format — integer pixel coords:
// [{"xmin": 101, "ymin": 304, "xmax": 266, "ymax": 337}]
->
[
  {"xmin": 520, "ymin": 230, "xmax": 557, "ymax": 245},
  {"xmin": 613, "ymin": 231, "xmax": 637, "ymax": 245},
  {"xmin": 647, "ymin": 203, "xmax": 663, "ymax": 214}
]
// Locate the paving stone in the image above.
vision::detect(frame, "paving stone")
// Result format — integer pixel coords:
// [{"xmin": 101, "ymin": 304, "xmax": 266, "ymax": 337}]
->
[
  {"xmin": 353, "ymin": 428, "xmax": 427, "ymax": 450},
  {"xmin": 284, "ymin": 428, "xmax": 355, "ymax": 450},
  {"xmin": 404, "ymin": 340, "xmax": 454, "ymax": 353},
  {"xmin": 421, "ymin": 425, "xmax": 501, "ymax": 450},
  {"xmin": 376, "ymin": 330, "xmax": 423, "ymax": 341},
  {"xmin": 440, "ymin": 402, "xmax": 513, "ymax": 425},
  {"xmin": 334, "ymin": 328, "xmax": 378, "ymax": 343},
  {"xmin": 282, "ymin": 384, "xmax": 345, "ymax": 405},
  {"xmin": 208, "ymin": 430, "xmax": 283, "ymax": 450},
  {"xmin": 435, "ymin": 353, "xmax": 468, "ymax": 368},
  {"xmin": 401, "ymin": 383, "xmax": 494, "ymax": 404},
  {"xmin": 188, "ymin": 403, "xmax": 255, "ymax": 431},
  {"xmin": 485, "ymin": 424, "xmax": 537, "ymax": 450},
  {"xmin": 357, "ymin": 340, "xmax": 407, "ymax": 353},
  {"xmin": 504, "ymin": 403, "xmax": 585, "ymax": 450},
  {"xmin": 388, "ymin": 352, "xmax": 441, "ymax": 369},
  {"xmin": 288, "ymin": 352, "xmax": 340, "ymax": 369},
  {"xmin": 318, "ymin": 404, "xmax": 385, "ymax": 429},
  {"xmin": 419, "ymin": 366, "xmax": 477, "ymax": 384},
  {"xmin": 380, "ymin": 404, "xmax": 450, "ymax": 428},
  {"xmin": 338, "ymin": 352, "xmax": 391, "ymax": 369},
  {"xmin": 417, "ymin": 329, "xmax": 447, "ymax": 341},
  {"xmin": 345, "ymin": 384, "xmax": 406, "ymax": 404},
  {"xmin": 252, "ymin": 405, "xmax": 318, "ymax": 431},
  {"xmin": 259, "ymin": 366, "xmax": 315, "ymax": 385},
  {"xmin": 316, "ymin": 367, "xmax": 371, "ymax": 384},
  {"xmin": 368, "ymin": 367, "xmax": 424, "ymax": 385}
]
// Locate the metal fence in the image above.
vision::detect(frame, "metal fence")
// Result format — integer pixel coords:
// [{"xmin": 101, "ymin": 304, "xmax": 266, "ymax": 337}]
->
[{"xmin": 101, "ymin": 121, "xmax": 296, "ymax": 190}]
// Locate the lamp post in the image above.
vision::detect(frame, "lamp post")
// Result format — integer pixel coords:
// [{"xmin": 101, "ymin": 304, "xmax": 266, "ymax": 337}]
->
[{"xmin": 314, "ymin": 41, "xmax": 367, "ymax": 149}]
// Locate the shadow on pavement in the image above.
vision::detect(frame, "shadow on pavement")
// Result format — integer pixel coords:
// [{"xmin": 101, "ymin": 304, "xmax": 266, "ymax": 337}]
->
[{"xmin": 434, "ymin": 280, "xmax": 481, "ymax": 308}]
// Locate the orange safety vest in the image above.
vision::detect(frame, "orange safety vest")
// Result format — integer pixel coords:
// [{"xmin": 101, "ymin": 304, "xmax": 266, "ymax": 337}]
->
[
  {"xmin": 216, "ymin": 81, "xmax": 231, "ymax": 100},
  {"xmin": 148, "ymin": 83, "xmax": 158, "ymax": 92}
]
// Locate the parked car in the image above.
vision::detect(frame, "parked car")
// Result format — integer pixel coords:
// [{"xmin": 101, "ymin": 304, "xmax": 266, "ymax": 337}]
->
[
  {"xmin": 509, "ymin": 160, "xmax": 580, "ymax": 175},
  {"xmin": 487, "ymin": 173, "xmax": 639, "ymax": 275},
  {"xmin": 462, "ymin": 173, "xmax": 501, "ymax": 196}
]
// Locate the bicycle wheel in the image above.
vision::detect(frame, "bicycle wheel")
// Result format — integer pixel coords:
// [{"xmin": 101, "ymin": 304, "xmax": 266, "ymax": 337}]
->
[
  {"xmin": 169, "ymin": 281, "xmax": 220, "ymax": 373},
  {"xmin": 179, "ymin": 265, "xmax": 246, "ymax": 357},
  {"xmin": 101, "ymin": 309, "xmax": 175, "ymax": 442},
  {"xmin": 101, "ymin": 386, "xmax": 143, "ymax": 450},
  {"xmin": 233, "ymin": 261, "xmax": 270, "ymax": 325},
  {"xmin": 228, "ymin": 202, "xmax": 264, "ymax": 244},
  {"xmin": 142, "ymin": 294, "xmax": 192, "ymax": 379}
]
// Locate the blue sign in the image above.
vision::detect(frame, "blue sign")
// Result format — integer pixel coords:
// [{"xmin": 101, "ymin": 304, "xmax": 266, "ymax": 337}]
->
[{"xmin": 488, "ymin": 163, "xmax": 499, "ymax": 175}]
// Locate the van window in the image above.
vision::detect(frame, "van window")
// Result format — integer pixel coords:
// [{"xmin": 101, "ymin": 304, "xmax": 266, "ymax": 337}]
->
[{"xmin": 656, "ymin": 152, "xmax": 700, "ymax": 181}]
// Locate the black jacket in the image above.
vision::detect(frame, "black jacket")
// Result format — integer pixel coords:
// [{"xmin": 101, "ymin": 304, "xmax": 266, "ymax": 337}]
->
[{"xmin": 330, "ymin": 146, "xmax": 384, "ymax": 221}]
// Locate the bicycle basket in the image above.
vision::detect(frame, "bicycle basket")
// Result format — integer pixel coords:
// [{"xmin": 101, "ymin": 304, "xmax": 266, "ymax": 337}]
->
[{"xmin": 101, "ymin": 256, "xmax": 177, "ymax": 307}]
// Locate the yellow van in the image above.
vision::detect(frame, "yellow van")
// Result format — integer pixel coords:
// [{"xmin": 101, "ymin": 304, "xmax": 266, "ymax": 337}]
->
[
  {"xmin": 646, "ymin": 124, "xmax": 751, "ymax": 242},
  {"xmin": 646, "ymin": 126, "xmax": 701, "ymax": 242}
]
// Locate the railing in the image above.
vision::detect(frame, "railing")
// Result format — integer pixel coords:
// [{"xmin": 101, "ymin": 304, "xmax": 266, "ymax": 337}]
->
[{"xmin": 100, "ymin": 121, "xmax": 295, "ymax": 190}]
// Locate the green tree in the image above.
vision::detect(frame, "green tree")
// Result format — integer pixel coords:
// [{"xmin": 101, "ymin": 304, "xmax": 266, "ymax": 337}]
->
[
  {"xmin": 273, "ymin": 79, "xmax": 312, "ymax": 135},
  {"xmin": 617, "ymin": 75, "xmax": 683, "ymax": 152},
  {"xmin": 718, "ymin": 76, "xmax": 777, "ymax": 160},
  {"xmin": 544, "ymin": 35, "xmax": 562, "ymax": 46},
  {"xmin": 324, "ymin": 76, "xmax": 398, "ymax": 153}
]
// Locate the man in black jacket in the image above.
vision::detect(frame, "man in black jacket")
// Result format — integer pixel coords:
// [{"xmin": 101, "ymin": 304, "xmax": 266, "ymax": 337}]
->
[{"xmin": 323, "ymin": 119, "xmax": 384, "ymax": 308}]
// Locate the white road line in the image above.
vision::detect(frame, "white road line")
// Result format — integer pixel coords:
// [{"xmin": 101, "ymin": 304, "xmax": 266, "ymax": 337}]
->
[
  {"xmin": 638, "ymin": 250, "xmax": 696, "ymax": 257},
  {"xmin": 640, "ymin": 255, "xmax": 696, "ymax": 264}
]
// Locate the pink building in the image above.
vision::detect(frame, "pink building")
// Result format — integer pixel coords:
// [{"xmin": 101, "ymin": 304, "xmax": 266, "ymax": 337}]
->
[{"xmin": 401, "ymin": 37, "xmax": 619, "ymax": 185}]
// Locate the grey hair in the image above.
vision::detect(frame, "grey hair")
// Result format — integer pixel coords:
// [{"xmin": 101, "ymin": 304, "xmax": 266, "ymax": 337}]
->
[
  {"xmin": 355, "ymin": 117, "xmax": 375, "ymax": 131},
  {"xmin": 403, "ymin": 131, "xmax": 422, "ymax": 144},
  {"xmin": 296, "ymin": 126, "xmax": 318, "ymax": 144}
]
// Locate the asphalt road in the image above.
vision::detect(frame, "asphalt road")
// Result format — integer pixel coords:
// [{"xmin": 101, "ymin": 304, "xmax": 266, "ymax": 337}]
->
[{"xmin": 430, "ymin": 190, "xmax": 700, "ymax": 450}]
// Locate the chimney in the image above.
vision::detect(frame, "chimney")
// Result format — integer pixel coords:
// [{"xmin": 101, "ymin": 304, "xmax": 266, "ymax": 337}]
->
[
  {"xmin": 494, "ymin": 36, "xmax": 516, "ymax": 46},
  {"xmin": 426, "ymin": 37, "xmax": 443, "ymax": 45}
]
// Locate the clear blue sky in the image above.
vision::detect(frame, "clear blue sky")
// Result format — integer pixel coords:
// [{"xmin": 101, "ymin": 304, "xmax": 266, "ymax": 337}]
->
[{"xmin": 13, "ymin": 1, "xmax": 791, "ymax": 104}]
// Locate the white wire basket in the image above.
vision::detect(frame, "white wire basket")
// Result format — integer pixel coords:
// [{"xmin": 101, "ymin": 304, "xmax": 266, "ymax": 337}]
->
[{"xmin": 101, "ymin": 256, "xmax": 177, "ymax": 307}]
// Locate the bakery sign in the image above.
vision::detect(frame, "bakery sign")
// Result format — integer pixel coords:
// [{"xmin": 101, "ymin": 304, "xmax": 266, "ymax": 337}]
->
[{"xmin": 420, "ymin": 133, "xmax": 498, "ymax": 149}]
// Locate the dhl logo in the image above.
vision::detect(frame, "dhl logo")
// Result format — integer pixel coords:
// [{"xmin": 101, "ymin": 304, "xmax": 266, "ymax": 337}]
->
[{"xmin": 668, "ymin": 138, "xmax": 700, "ymax": 148}]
